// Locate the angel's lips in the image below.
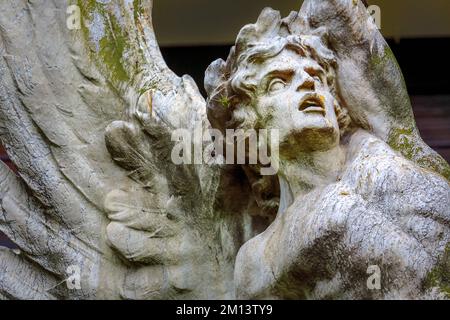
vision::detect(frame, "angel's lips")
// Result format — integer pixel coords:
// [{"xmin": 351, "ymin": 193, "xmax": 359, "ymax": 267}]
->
[{"xmin": 298, "ymin": 96, "xmax": 326, "ymax": 115}]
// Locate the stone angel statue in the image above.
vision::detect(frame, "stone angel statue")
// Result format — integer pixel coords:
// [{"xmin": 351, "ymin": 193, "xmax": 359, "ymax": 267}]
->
[{"xmin": 0, "ymin": 0, "xmax": 448, "ymax": 300}]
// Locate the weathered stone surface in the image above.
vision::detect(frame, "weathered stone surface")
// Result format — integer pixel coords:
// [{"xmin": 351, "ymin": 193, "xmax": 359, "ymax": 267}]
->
[
  {"xmin": 205, "ymin": 3, "xmax": 449, "ymax": 299},
  {"xmin": 0, "ymin": 0, "xmax": 448, "ymax": 300}
]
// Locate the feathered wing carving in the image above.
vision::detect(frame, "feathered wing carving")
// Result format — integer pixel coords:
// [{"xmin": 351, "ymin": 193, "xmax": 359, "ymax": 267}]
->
[
  {"xmin": 0, "ymin": 0, "xmax": 250, "ymax": 299},
  {"xmin": 0, "ymin": 0, "xmax": 128, "ymax": 299}
]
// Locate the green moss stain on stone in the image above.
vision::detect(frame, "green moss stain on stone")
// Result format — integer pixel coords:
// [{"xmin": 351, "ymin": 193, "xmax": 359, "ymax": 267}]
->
[
  {"xmin": 98, "ymin": 21, "xmax": 130, "ymax": 82},
  {"xmin": 425, "ymin": 243, "xmax": 450, "ymax": 297},
  {"xmin": 370, "ymin": 46, "xmax": 397, "ymax": 69},
  {"xmin": 387, "ymin": 127, "xmax": 418, "ymax": 160},
  {"xmin": 369, "ymin": 45, "xmax": 412, "ymax": 122},
  {"xmin": 388, "ymin": 127, "xmax": 450, "ymax": 180},
  {"xmin": 376, "ymin": 43, "xmax": 450, "ymax": 181},
  {"xmin": 133, "ymin": 0, "xmax": 144, "ymax": 23},
  {"xmin": 440, "ymin": 165, "xmax": 450, "ymax": 181},
  {"xmin": 217, "ymin": 95, "xmax": 232, "ymax": 109},
  {"xmin": 77, "ymin": 0, "xmax": 131, "ymax": 83}
]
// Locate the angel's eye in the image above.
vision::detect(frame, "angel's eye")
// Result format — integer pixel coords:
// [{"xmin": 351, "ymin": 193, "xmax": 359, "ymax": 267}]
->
[{"xmin": 267, "ymin": 78, "xmax": 286, "ymax": 93}]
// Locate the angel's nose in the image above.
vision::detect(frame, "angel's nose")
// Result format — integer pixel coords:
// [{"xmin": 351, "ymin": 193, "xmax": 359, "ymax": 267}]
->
[{"xmin": 296, "ymin": 74, "xmax": 316, "ymax": 92}]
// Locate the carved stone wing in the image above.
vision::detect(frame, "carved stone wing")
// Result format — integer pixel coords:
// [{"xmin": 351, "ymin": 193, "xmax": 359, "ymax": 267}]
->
[{"xmin": 0, "ymin": 0, "xmax": 244, "ymax": 299}]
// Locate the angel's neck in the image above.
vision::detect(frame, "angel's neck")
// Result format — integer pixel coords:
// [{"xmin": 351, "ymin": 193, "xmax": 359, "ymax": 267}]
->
[{"xmin": 276, "ymin": 145, "xmax": 346, "ymax": 213}]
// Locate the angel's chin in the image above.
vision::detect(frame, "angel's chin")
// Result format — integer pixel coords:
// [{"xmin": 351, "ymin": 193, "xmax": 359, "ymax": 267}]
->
[{"xmin": 279, "ymin": 125, "xmax": 339, "ymax": 156}]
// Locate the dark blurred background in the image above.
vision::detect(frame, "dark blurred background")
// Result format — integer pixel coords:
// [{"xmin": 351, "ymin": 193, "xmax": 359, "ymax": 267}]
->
[{"xmin": 1, "ymin": 0, "xmax": 450, "ymax": 248}]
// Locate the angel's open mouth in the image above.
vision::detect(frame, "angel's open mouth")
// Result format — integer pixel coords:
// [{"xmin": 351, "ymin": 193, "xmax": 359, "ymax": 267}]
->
[{"xmin": 299, "ymin": 96, "xmax": 325, "ymax": 115}]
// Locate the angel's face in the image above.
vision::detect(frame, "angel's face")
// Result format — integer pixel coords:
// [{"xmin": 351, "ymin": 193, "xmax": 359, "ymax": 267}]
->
[{"xmin": 250, "ymin": 49, "xmax": 340, "ymax": 157}]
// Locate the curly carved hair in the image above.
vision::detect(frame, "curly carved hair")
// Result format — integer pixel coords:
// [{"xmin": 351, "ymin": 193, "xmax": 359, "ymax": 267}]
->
[{"xmin": 205, "ymin": 8, "xmax": 351, "ymax": 135}]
